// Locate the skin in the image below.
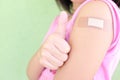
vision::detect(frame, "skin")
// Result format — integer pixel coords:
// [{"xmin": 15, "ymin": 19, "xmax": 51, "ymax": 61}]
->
[
  {"xmin": 27, "ymin": 10, "xmax": 70, "ymax": 80},
  {"xmin": 27, "ymin": 0, "xmax": 113, "ymax": 80},
  {"xmin": 71, "ymin": 0, "xmax": 85, "ymax": 11},
  {"xmin": 54, "ymin": 0, "xmax": 113, "ymax": 80}
]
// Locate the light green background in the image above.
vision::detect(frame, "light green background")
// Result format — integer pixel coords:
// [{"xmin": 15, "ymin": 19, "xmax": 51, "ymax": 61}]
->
[{"xmin": 0, "ymin": 0, "xmax": 119, "ymax": 80}]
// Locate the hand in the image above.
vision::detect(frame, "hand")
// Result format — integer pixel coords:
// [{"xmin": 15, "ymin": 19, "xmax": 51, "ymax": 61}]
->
[{"xmin": 39, "ymin": 11, "xmax": 71, "ymax": 70}]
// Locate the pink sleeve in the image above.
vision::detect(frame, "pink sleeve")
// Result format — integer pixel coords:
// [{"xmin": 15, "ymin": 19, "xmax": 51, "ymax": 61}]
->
[{"xmin": 38, "ymin": 69, "xmax": 55, "ymax": 80}]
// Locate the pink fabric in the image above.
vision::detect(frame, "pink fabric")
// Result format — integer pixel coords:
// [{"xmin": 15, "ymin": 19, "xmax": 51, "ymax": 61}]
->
[{"xmin": 39, "ymin": 0, "xmax": 120, "ymax": 80}]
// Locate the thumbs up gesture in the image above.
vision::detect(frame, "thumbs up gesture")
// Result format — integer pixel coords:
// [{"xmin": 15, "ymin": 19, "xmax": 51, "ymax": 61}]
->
[{"xmin": 39, "ymin": 11, "xmax": 71, "ymax": 70}]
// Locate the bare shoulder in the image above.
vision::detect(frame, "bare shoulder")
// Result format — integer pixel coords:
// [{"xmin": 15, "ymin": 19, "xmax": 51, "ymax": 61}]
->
[
  {"xmin": 73, "ymin": 0, "xmax": 113, "ymax": 31},
  {"xmin": 77, "ymin": 0, "xmax": 112, "ymax": 20}
]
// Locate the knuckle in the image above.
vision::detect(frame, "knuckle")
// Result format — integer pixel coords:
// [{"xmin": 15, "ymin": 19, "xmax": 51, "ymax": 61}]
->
[
  {"xmin": 63, "ymin": 54, "xmax": 68, "ymax": 61},
  {"xmin": 59, "ymin": 62, "xmax": 64, "ymax": 66}
]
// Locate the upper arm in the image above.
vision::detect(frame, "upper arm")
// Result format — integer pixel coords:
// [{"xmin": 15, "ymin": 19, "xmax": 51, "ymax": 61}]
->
[{"xmin": 54, "ymin": 1, "xmax": 113, "ymax": 80}]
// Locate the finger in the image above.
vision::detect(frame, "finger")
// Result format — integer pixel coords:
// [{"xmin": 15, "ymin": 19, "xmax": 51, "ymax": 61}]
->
[
  {"xmin": 54, "ymin": 11, "xmax": 68, "ymax": 38},
  {"xmin": 42, "ymin": 41, "xmax": 68, "ymax": 62},
  {"xmin": 47, "ymin": 42, "xmax": 68, "ymax": 62},
  {"xmin": 40, "ymin": 57, "xmax": 58, "ymax": 70},
  {"xmin": 53, "ymin": 36, "xmax": 70, "ymax": 53},
  {"xmin": 45, "ymin": 35, "xmax": 70, "ymax": 54},
  {"xmin": 42, "ymin": 50, "xmax": 64, "ymax": 67}
]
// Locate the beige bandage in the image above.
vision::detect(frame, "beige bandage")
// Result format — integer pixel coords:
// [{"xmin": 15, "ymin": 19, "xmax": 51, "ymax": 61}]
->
[{"xmin": 75, "ymin": 17, "xmax": 110, "ymax": 30}]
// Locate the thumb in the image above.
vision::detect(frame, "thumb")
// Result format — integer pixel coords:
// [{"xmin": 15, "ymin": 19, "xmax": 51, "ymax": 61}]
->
[{"xmin": 54, "ymin": 11, "xmax": 68, "ymax": 38}]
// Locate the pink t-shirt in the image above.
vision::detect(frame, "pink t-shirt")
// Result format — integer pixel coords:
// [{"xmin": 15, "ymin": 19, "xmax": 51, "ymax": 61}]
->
[{"xmin": 39, "ymin": 0, "xmax": 120, "ymax": 80}]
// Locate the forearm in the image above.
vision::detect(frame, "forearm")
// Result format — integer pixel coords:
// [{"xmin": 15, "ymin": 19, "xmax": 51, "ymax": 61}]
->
[{"xmin": 27, "ymin": 49, "xmax": 45, "ymax": 80}]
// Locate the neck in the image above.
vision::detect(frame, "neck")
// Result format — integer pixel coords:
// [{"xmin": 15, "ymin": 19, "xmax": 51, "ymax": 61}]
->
[
  {"xmin": 68, "ymin": 3, "xmax": 80, "ymax": 20},
  {"xmin": 72, "ymin": 0, "xmax": 85, "ymax": 12},
  {"xmin": 72, "ymin": 3, "xmax": 80, "ymax": 12},
  {"xmin": 68, "ymin": 2, "xmax": 83, "ymax": 20}
]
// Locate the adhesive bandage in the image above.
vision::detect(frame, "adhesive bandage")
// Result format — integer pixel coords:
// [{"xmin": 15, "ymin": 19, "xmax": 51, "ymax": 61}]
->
[{"xmin": 88, "ymin": 17, "xmax": 104, "ymax": 29}]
